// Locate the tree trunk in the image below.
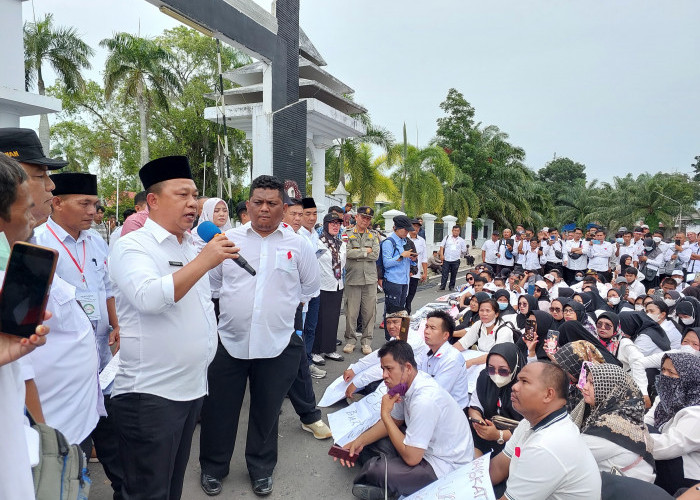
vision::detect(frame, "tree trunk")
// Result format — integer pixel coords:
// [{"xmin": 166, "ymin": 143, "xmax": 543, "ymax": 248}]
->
[
  {"xmin": 37, "ymin": 70, "xmax": 50, "ymax": 154},
  {"xmin": 137, "ymin": 79, "xmax": 149, "ymax": 166}
]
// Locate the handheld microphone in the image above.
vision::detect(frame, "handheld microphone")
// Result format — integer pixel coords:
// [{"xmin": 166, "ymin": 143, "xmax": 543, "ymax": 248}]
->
[{"xmin": 196, "ymin": 221, "xmax": 256, "ymax": 276}]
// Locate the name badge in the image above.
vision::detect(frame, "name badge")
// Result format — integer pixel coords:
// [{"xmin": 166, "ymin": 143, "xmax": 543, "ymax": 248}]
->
[
  {"xmin": 169, "ymin": 261, "xmax": 184, "ymax": 267},
  {"xmin": 76, "ymin": 291, "xmax": 101, "ymax": 321}
]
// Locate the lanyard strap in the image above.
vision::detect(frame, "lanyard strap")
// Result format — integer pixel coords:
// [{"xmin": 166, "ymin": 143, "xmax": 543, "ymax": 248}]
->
[{"xmin": 47, "ymin": 224, "xmax": 85, "ymax": 274}]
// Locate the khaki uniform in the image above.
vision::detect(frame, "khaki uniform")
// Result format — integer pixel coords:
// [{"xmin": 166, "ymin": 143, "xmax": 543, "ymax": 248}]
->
[{"xmin": 343, "ymin": 227, "xmax": 380, "ymax": 345}]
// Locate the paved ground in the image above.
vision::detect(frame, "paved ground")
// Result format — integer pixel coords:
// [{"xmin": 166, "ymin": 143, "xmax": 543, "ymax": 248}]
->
[{"xmin": 88, "ymin": 263, "xmax": 474, "ymax": 499}]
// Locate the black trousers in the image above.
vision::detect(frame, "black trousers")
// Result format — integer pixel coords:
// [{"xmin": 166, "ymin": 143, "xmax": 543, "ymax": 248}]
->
[
  {"xmin": 287, "ymin": 334, "xmax": 322, "ymax": 425},
  {"xmin": 111, "ymin": 393, "xmax": 202, "ymax": 500},
  {"xmin": 405, "ymin": 277, "xmax": 420, "ymax": 314},
  {"xmin": 92, "ymin": 395, "xmax": 125, "ymax": 499},
  {"xmin": 199, "ymin": 333, "xmax": 303, "ymax": 480},
  {"xmin": 313, "ymin": 289, "xmax": 344, "ymax": 354},
  {"xmin": 654, "ymin": 456, "xmax": 697, "ymax": 495},
  {"xmin": 354, "ymin": 437, "xmax": 438, "ymax": 497},
  {"xmin": 440, "ymin": 259, "xmax": 460, "ymax": 289}
]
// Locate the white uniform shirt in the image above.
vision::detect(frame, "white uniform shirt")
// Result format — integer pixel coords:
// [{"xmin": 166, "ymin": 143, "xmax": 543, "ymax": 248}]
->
[
  {"xmin": 645, "ymin": 403, "xmax": 700, "ymax": 481},
  {"xmin": 582, "ymin": 434, "xmax": 655, "ymax": 482},
  {"xmin": 35, "ymin": 218, "xmax": 113, "ymax": 371},
  {"xmin": 626, "ymin": 279, "xmax": 647, "ymax": 300},
  {"xmin": 584, "ymin": 241, "xmax": 615, "ymax": 272},
  {"xmin": 543, "ymin": 239, "xmax": 564, "ymax": 264},
  {"xmin": 109, "ymin": 218, "xmax": 217, "ymax": 401},
  {"xmin": 108, "ymin": 225, "xmax": 123, "ymax": 252},
  {"xmin": 481, "ymin": 239, "xmax": 499, "ymax": 264},
  {"xmin": 496, "ymin": 239, "xmax": 515, "ymax": 267},
  {"xmin": 416, "ymin": 341, "xmax": 470, "ymax": 408},
  {"xmin": 503, "ymin": 408, "xmax": 601, "ymax": 500},
  {"xmin": 521, "ymin": 247, "xmax": 546, "ymax": 271},
  {"xmin": 617, "ymin": 243, "xmax": 639, "ymax": 263},
  {"xmin": 409, "ymin": 235, "xmax": 428, "ymax": 280},
  {"xmin": 390, "ymin": 371, "xmax": 474, "ymax": 477},
  {"xmin": 440, "ymin": 234, "xmax": 467, "ymax": 262},
  {"xmin": 660, "ymin": 319, "xmax": 682, "ymax": 349},
  {"xmin": 18, "ymin": 274, "xmax": 103, "ymax": 445},
  {"xmin": 211, "ymin": 222, "xmax": 320, "ymax": 360},
  {"xmin": 564, "ymin": 239, "xmax": 588, "ymax": 271},
  {"xmin": 458, "ymin": 319, "xmax": 515, "ymax": 352},
  {"xmin": 686, "ymin": 242, "xmax": 700, "ymax": 273},
  {"xmin": 299, "ymin": 225, "xmax": 321, "ymax": 299}
]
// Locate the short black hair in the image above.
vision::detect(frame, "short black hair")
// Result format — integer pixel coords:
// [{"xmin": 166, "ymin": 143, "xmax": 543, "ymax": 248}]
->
[
  {"xmin": 661, "ymin": 277, "xmax": 677, "ymax": 287},
  {"xmin": 0, "ymin": 153, "xmax": 28, "ymax": 221},
  {"xmin": 426, "ymin": 310, "xmax": 455, "ymax": 336},
  {"xmin": 96, "ymin": 205, "xmax": 105, "ymax": 213},
  {"xmin": 134, "ymin": 191, "xmax": 147, "ymax": 206},
  {"xmin": 595, "ymin": 229, "xmax": 606, "ymax": 235},
  {"xmin": 122, "ymin": 209, "xmax": 136, "ymax": 221},
  {"xmin": 378, "ymin": 340, "xmax": 417, "ymax": 369},
  {"xmin": 624, "ymin": 267, "xmax": 638, "ymax": 276},
  {"xmin": 328, "ymin": 205, "xmax": 343, "ymax": 214},
  {"xmin": 623, "ymin": 230, "xmax": 632, "ymax": 236},
  {"xmin": 249, "ymin": 175, "xmax": 284, "ymax": 200},
  {"xmin": 537, "ymin": 362, "xmax": 568, "ymax": 400},
  {"xmin": 473, "ymin": 276, "xmax": 487, "ymax": 285}
]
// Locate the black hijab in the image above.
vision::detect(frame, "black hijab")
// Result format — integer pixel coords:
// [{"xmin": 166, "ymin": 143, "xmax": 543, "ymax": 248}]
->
[
  {"xmin": 564, "ymin": 300, "xmax": 588, "ymax": 323},
  {"xmin": 675, "ymin": 297, "xmax": 700, "ymax": 333},
  {"xmin": 516, "ymin": 294, "xmax": 539, "ymax": 329},
  {"xmin": 494, "ymin": 289, "xmax": 516, "ymax": 315},
  {"xmin": 474, "ymin": 343, "xmax": 525, "ymax": 421},
  {"xmin": 516, "ymin": 310, "xmax": 554, "ymax": 361},
  {"xmin": 558, "ymin": 287, "xmax": 575, "ymax": 299},
  {"xmin": 549, "ymin": 298, "xmax": 567, "ymax": 330},
  {"xmin": 558, "ymin": 321, "xmax": 623, "ymax": 367},
  {"xmin": 454, "ymin": 292, "xmax": 491, "ymax": 334},
  {"xmin": 618, "ymin": 310, "xmax": 671, "ymax": 352}
]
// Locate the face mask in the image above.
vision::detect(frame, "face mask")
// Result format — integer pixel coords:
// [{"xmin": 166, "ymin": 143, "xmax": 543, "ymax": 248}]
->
[
  {"xmin": 656, "ymin": 375, "xmax": 682, "ymax": 411},
  {"xmin": 482, "ymin": 319, "xmax": 496, "ymax": 328},
  {"xmin": 675, "ymin": 278, "xmax": 683, "ymax": 285},
  {"xmin": 644, "ymin": 246, "xmax": 653, "ymax": 251},
  {"xmin": 653, "ymin": 236, "xmax": 662, "ymax": 243},
  {"xmin": 0, "ymin": 232, "xmax": 9, "ymax": 272},
  {"xmin": 616, "ymin": 238, "xmax": 624, "ymax": 244},
  {"xmin": 664, "ymin": 298, "xmax": 676, "ymax": 307},
  {"xmin": 608, "ymin": 297, "xmax": 620, "ymax": 305},
  {"xmin": 575, "ymin": 276, "xmax": 584, "ymax": 281},
  {"xmin": 646, "ymin": 312, "xmax": 661, "ymax": 323},
  {"xmin": 681, "ymin": 316, "xmax": 695, "ymax": 325},
  {"xmin": 498, "ymin": 302, "xmax": 508, "ymax": 311},
  {"xmin": 489, "ymin": 374, "xmax": 512, "ymax": 388},
  {"xmin": 634, "ymin": 305, "xmax": 644, "ymax": 311}
]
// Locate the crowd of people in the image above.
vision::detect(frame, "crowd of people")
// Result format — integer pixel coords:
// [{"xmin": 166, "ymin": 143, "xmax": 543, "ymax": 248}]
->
[{"xmin": 1, "ymin": 126, "xmax": 700, "ymax": 500}]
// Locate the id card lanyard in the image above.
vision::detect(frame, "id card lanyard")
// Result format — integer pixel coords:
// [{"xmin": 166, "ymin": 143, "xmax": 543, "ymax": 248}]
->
[{"xmin": 47, "ymin": 224, "xmax": 87, "ymax": 286}]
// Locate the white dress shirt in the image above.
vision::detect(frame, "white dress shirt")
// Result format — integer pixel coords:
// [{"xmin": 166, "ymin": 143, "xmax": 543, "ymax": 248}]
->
[
  {"xmin": 35, "ymin": 218, "xmax": 113, "ymax": 371},
  {"xmin": 458, "ymin": 319, "xmax": 515, "ymax": 352},
  {"xmin": 416, "ymin": 341, "xmax": 470, "ymax": 408},
  {"xmin": 440, "ymin": 235, "xmax": 467, "ymax": 262},
  {"xmin": 645, "ymin": 403, "xmax": 700, "ymax": 481},
  {"xmin": 496, "ymin": 239, "xmax": 515, "ymax": 267},
  {"xmin": 521, "ymin": 247, "xmax": 546, "ymax": 271},
  {"xmin": 543, "ymin": 239, "xmax": 564, "ymax": 264},
  {"xmin": 299, "ymin": 225, "xmax": 321, "ymax": 300},
  {"xmin": 564, "ymin": 239, "xmax": 588, "ymax": 270},
  {"xmin": 582, "ymin": 434, "xmax": 655, "ymax": 482},
  {"xmin": 481, "ymin": 239, "xmax": 499, "ymax": 264},
  {"xmin": 18, "ymin": 274, "xmax": 103, "ymax": 444},
  {"xmin": 109, "ymin": 218, "xmax": 217, "ymax": 401},
  {"xmin": 584, "ymin": 241, "xmax": 615, "ymax": 272},
  {"xmin": 409, "ymin": 234, "xmax": 428, "ymax": 280},
  {"xmin": 617, "ymin": 243, "xmax": 639, "ymax": 263},
  {"xmin": 108, "ymin": 225, "xmax": 123, "ymax": 252},
  {"xmin": 211, "ymin": 222, "xmax": 320, "ymax": 360}
]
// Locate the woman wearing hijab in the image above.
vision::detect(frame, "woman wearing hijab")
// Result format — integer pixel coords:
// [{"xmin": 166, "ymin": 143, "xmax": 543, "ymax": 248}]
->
[
  {"xmin": 675, "ymin": 297, "xmax": 700, "ymax": 335},
  {"xmin": 467, "ymin": 343, "xmax": 525, "ymax": 457},
  {"xmin": 562, "ymin": 300, "xmax": 598, "ymax": 335},
  {"xmin": 645, "ymin": 353, "xmax": 700, "ymax": 494},
  {"xmin": 616, "ymin": 254, "xmax": 634, "ymax": 277},
  {"xmin": 453, "ymin": 292, "xmax": 490, "ymax": 339},
  {"xmin": 605, "ymin": 288, "xmax": 633, "ymax": 314},
  {"xmin": 645, "ymin": 299, "xmax": 682, "ymax": 349},
  {"xmin": 618, "ymin": 310, "xmax": 671, "ymax": 356},
  {"xmin": 515, "ymin": 294, "xmax": 538, "ymax": 331},
  {"xmin": 519, "ymin": 310, "xmax": 554, "ymax": 362},
  {"xmin": 312, "ymin": 213, "xmax": 347, "ymax": 362},
  {"xmin": 571, "ymin": 363, "xmax": 655, "ymax": 482},
  {"xmin": 192, "ymin": 197, "xmax": 233, "ymax": 252},
  {"xmin": 494, "ymin": 289, "xmax": 516, "ymax": 323},
  {"xmin": 548, "ymin": 297, "xmax": 567, "ymax": 329},
  {"xmin": 552, "ymin": 339, "xmax": 608, "ymax": 411}
]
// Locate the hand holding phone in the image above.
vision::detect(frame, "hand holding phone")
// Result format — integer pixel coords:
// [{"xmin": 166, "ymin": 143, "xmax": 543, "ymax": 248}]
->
[
  {"xmin": 468, "ymin": 416, "xmax": 485, "ymax": 426},
  {"xmin": 328, "ymin": 444, "xmax": 355, "ymax": 466}
]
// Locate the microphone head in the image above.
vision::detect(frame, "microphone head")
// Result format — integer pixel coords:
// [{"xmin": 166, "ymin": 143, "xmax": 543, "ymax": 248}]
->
[{"xmin": 196, "ymin": 221, "xmax": 222, "ymax": 243}]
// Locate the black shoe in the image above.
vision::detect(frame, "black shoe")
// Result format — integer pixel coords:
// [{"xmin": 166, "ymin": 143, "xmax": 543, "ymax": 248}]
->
[
  {"xmin": 200, "ymin": 473, "xmax": 222, "ymax": 496},
  {"xmin": 351, "ymin": 483, "xmax": 387, "ymax": 500},
  {"xmin": 251, "ymin": 476, "xmax": 273, "ymax": 496},
  {"xmin": 336, "ymin": 339, "xmax": 342, "ymax": 346},
  {"xmin": 438, "ymin": 287, "xmax": 445, "ymax": 291}
]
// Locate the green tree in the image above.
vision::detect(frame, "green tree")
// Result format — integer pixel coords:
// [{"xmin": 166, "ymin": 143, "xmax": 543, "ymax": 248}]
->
[
  {"xmin": 344, "ymin": 145, "xmax": 398, "ymax": 206},
  {"xmin": 692, "ymin": 155, "xmax": 700, "ymax": 182},
  {"xmin": 537, "ymin": 156, "xmax": 587, "ymax": 202},
  {"xmin": 554, "ymin": 179, "xmax": 606, "ymax": 228},
  {"xmin": 24, "ymin": 13, "xmax": 94, "ymax": 152},
  {"xmin": 100, "ymin": 33, "xmax": 181, "ymax": 166}
]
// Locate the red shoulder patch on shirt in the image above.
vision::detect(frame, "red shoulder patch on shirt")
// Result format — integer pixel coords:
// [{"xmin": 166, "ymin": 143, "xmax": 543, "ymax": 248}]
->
[{"xmin": 515, "ymin": 447, "xmax": 521, "ymax": 458}]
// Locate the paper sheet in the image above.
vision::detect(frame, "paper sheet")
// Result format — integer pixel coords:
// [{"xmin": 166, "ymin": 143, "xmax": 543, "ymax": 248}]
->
[
  {"xmin": 327, "ymin": 383, "xmax": 387, "ymax": 446},
  {"xmin": 318, "ymin": 375, "xmax": 351, "ymax": 408},
  {"xmin": 404, "ymin": 453, "xmax": 495, "ymax": 500},
  {"xmin": 461, "ymin": 349, "xmax": 486, "ymax": 393},
  {"xmin": 99, "ymin": 351, "xmax": 120, "ymax": 389}
]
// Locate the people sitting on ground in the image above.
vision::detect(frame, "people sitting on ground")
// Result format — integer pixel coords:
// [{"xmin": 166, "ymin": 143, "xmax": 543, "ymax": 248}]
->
[
  {"xmin": 645, "ymin": 299, "xmax": 682, "ymax": 349},
  {"xmin": 452, "ymin": 292, "xmax": 489, "ymax": 339},
  {"xmin": 467, "ymin": 343, "xmax": 525, "ymax": 457},
  {"xmin": 645, "ymin": 352, "xmax": 700, "ymax": 495},
  {"xmin": 337, "ymin": 341, "xmax": 474, "ymax": 499},
  {"xmin": 454, "ymin": 298, "xmax": 516, "ymax": 368},
  {"xmin": 618, "ymin": 310, "xmax": 671, "ymax": 356},
  {"xmin": 427, "ymin": 250, "xmax": 443, "ymax": 275},
  {"xmin": 571, "ymin": 363, "xmax": 656, "ymax": 482},
  {"xmin": 551, "ymin": 338, "xmax": 609, "ymax": 411},
  {"xmin": 488, "ymin": 362, "xmax": 601, "ymax": 499}
]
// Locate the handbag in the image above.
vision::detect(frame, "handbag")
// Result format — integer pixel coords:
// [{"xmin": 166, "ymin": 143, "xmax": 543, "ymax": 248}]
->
[{"xmin": 492, "ymin": 415, "xmax": 520, "ymax": 432}]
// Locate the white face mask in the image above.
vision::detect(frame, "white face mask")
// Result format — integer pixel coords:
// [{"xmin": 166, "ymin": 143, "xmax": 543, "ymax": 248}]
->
[
  {"xmin": 482, "ymin": 319, "xmax": 496, "ymax": 328},
  {"xmin": 646, "ymin": 312, "xmax": 661, "ymax": 323},
  {"xmin": 664, "ymin": 298, "xmax": 676, "ymax": 307},
  {"xmin": 489, "ymin": 374, "xmax": 512, "ymax": 388},
  {"xmin": 674, "ymin": 278, "xmax": 683, "ymax": 285},
  {"xmin": 653, "ymin": 236, "xmax": 662, "ymax": 243},
  {"xmin": 608, "ymin": 297, "xmax": 620, "ymax": 305},
  {"xmin": 634, "ymin": 305, "xmax": 644, "ymax": 311},
  {"xmin": 644, "ymin": 246, "xmax": 653, "ymax": 251},
  {"xmin": 575, "ymin": 276, "xmax": 584, "ymax": 281},
  {"xmin": 681, "ymin": 316, "xmax": 695, "ymax": 325}
]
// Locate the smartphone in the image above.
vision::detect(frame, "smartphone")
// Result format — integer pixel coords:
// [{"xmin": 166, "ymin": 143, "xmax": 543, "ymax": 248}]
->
[
  {"xmin": 550, "ymin": 235, "xmax": 556, "ymax": 241},
  {"xmin": 544, "ymin": 330, "xmax": 560, "ymax": 355},
  {"xmin": 676, "ymin": 239, "xmax": 681, "ymax": 247},
  {"xmin": 0, "ymin": 242, "xmax": 58, "ymax": 338},
  {"xmin": 388, "ymin": 382, "xmax": 408, "ymax": 397},
  {"xmin": 328, "ymin": 444, "xmax": 353, "ymax": 462},
  {"xmin": 399, "ymin": 317, "xmax": 411, "ymax": 342},
  {"xmin": 524, "ymin": 319, "xmax": 536, "ymax": 341},
  {"xmin": 618, "ymin": 283, "xmax": 627, "ymax": 297},
  {"xmin": 468, "ymin": 417, "xmax": 485, "ymax": 425}
]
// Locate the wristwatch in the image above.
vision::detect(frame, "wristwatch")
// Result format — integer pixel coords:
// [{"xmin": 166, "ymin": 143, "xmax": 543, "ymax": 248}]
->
[{"xmin": 497, "ymin": 430, "xmax": 505, "ymax": 445}]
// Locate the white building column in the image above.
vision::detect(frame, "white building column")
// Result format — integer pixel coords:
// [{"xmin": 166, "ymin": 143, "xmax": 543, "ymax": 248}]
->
[
  {"xmin": 383, "ymin": 209, "xmax": 405, "ymax": 233},
  {"xmin": 442, "ymin": 215, "xmax": 458, "ymax": 235},
  {"xmin": 251, "ymin": 104, "xmax": 273, "ymax": 181},
  {"xmin": 465, "ymin": 217, "xmax": 473, "ymax": 246},
  {"xmin": 307, "ymin": 135, "xmax": 332, "ymax": 218},
  {"xmin": 422, "ymin": 212, "xmax": 437, "ymax": 252}
]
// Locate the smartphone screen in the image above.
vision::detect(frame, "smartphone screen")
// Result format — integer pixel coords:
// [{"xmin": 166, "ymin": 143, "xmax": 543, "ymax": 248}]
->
[{"xmin": 0, "ymin": 242, "xmax": 57, "ymax": 338}]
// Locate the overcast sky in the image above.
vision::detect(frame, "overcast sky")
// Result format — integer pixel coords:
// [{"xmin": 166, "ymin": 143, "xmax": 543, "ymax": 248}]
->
[{"xmin": 21, "ymin": 0, "xmax": 700, "ymax": 181}]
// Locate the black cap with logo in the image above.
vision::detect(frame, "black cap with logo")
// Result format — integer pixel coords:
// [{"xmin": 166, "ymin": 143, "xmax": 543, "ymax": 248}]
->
[{"xmin": 0, "ymin": 128, "xmax": 67, "ymax": 169}]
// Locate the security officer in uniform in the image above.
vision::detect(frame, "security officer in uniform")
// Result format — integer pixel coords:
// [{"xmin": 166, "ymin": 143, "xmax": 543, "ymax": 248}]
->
[{"xmin": 342, "ymin": 206, "xmax": 380, "ymax": 355}]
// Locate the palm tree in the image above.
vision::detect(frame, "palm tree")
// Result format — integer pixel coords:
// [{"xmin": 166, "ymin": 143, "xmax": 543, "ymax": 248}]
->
[
  {"xmin": 344, "ymin": 145, "xmax": 398, "ymax": 206},
  {"xmin": 555, "ymin": 179, "xmax": 606, "ymax": 228},
  {"xmin": 100, "ymin": 33, "xmax": 180, "ymax": 166},
  {"xmin": 24, "ymin": 13, "xmax": 94, "ymax": 153}
]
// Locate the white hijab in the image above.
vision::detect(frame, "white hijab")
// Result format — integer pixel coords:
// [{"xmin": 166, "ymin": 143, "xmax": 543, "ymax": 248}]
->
[{"xmin": 192, "ymin": 198, "xmax": 232, "ymax": 251}]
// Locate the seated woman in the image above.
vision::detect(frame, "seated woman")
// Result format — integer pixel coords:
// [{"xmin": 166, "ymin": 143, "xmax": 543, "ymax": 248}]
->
[
  {"xmin": 452, "ymin": 292, "xmax": 490, "ymax": 342},
  {"xmin": 645, "ymin": 353, "xmax": 700, "ymax": 495},
  {"xmin": 548, "ymin": 297, "xmax": 566, "ymax": 329},
  {"xmin": 562, "ymin": 300, "xmax": 598, "ymax": 335},
  {"xmin": 494, "ymin": 289, "xmax": 517, "ymax": 325},
  {"xmin": 645, "ymin": 299, "xmax": 682, "ymax": 349},
  {"xmin": 571, "ymin": 363, "xmax": 655, "ymax": 482},
  {"xmin": 515, "ymin": 294, "xmax": 538, "ymax": 333},
  {"xmin": 519, "ymin": 309, "xmax": 555, "ymax": 362},
  {"xmin": 605, "ymin": 288, "xmax": 633, "ymax": 314},
  {"xmin": 675, "ymin": 297, "xmax": 700, "ymax": 336},
  {"xmin": 454, "ymin": 298, "xmax": 515, "ymax": 368},
  {"xmin": 551, "ymin": 337, "xmax": 610, "ymax": 411},
  {"xmin": 466, "ymin": 343, "xmax": 524, "ymax": 457},
  {"xmin": 618, "ymin": 310, "xmax": 671, "ymax": 356}
]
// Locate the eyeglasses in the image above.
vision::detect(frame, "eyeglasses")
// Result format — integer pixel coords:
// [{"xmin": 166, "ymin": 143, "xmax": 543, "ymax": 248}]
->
[
  {"xmin": 487, "ymin": 366, "xmax": 511, "ymax": 377},
  {"xmin": 328, "ymin": 221, "xmax": 342, "ymax": 225},
  {"xmin": 549, "ymin": 307, "xmax": 562, "ymax": 313},
  {"xmin": 596, "ymin": 321, "xmax": 613, "ymax": 331},
  {"xmin": 467, "ymin": 277, "xmax": 474, "ymax": 281},
  {"xmin": 563, "ymin": 308, "xmax": 576, "ymax": 314}
]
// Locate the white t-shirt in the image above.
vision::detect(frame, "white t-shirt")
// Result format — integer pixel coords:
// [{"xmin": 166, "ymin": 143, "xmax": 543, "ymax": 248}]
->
[
  {"xmin": 503, "ymin": 408, "xmax": 601, "ymax": 500},
  {"xmin": 481, "ymin": 239, "xmax": 499, "ymax": 264},
  {"xmin": 458, "ymin": 319, "xmax": 515, "ymax": 353},
  {"xmin": 416, "ymin": 341, "xmax": 470, "ymax": 408},
  {"xmin": 390, "ymin": 371, "xmax": 474, "ymax": 477},
  {"xmin": 410, "ymin": 235, "xmax": 428, "ymax": 280},
  {"xmin": 645, "ymin": 403, "xmax": 700, "ymax": 481}
]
